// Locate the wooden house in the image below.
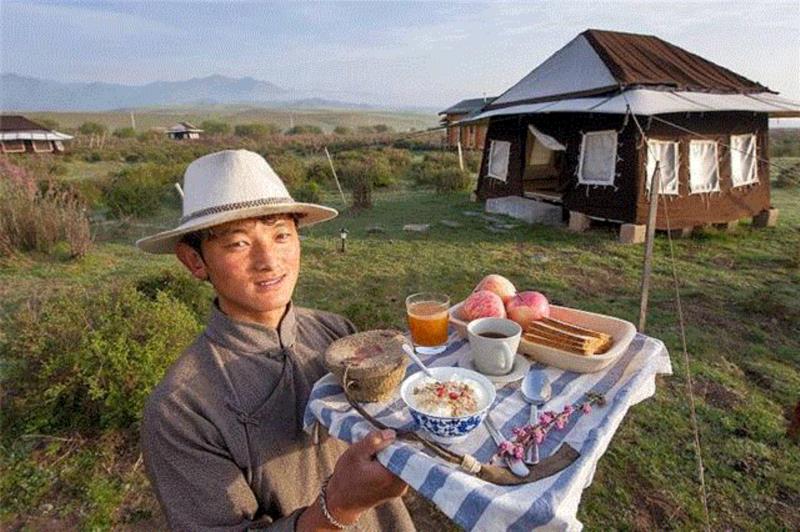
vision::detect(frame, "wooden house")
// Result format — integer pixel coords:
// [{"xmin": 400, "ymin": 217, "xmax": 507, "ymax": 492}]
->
[
  {"xmin": 439, "ymin": 98, "xmax": 494, "ymax": 149},
  {"xmin": 0, "ymin": 115, "xmax": 73, "ymax": 154},
  {"xmin": 469, "ymin": 30, "xmax": 800, "ymax": 234}
]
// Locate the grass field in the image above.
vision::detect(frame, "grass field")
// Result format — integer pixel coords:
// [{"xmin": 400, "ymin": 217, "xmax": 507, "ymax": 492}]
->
[{"xmin": 1, "ymin": 146, "xmax": 799, "ymax": 530}]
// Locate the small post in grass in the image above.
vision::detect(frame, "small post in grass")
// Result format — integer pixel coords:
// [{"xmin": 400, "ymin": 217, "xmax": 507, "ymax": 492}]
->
[
  {"xmin": 638, "ymin": 162, "xmax": 661, "ymax": 332},
  {"xmin": 339, "ymin": 227, "xmax": 348, "ymax": 253}
]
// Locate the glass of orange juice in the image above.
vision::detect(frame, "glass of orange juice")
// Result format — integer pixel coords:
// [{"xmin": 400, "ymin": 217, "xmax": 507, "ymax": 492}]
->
[{"xmin": 406, "ymin": 292, "xmax": 450, "ymax": 355}]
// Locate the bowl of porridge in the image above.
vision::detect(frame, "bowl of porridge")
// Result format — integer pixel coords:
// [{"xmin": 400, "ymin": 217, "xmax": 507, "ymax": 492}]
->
[{"xmin": 400, "ymin": 366, "xmax": 496, "ymax": 441}]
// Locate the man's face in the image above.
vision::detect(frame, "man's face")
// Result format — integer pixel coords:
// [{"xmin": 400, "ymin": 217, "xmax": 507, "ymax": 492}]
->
[{"xmin": 182, "ymin": 215, "xmax": 300, "ymax": 327}]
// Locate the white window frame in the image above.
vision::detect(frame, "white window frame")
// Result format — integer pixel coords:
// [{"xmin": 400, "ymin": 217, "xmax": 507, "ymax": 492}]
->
[
  {"xmin": 645, "ymin": 140, "xmax": 680, "ymax": 195},
  {"xmin": 32, "ymin": 140, "xmax": 54, "ymax": 153},
  {"xmin": 730, "ymin": 134, "xmax": 758, "ymax": 187},
  {"xmin": 578, "ymin": 130, "xmax": 618, "ymax": 186},
  {"xmin": 1, "ymin": 140, "xmax": 26, "ymax": 153},
  {"xmin": 486, "ymin": 139, "xmax": 511, "ymax": 182},
  {"xmin": 689, "ymin": 140, "xmax": 721, "ymax": 194}
]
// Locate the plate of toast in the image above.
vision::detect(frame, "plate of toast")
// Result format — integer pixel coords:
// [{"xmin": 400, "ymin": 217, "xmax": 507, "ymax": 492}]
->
[{"xmin": 449, "ymin": 302, "xmax": 636, "ymax": 373}]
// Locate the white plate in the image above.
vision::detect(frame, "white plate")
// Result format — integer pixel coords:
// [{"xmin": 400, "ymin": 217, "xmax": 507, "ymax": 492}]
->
[
  {"xmin": 449, "ymin": 301, "xmax": 637, "ymax": 373},
  {"xmin": 457, "ymin": 351, "xmax": 531, "ymax": 384}
]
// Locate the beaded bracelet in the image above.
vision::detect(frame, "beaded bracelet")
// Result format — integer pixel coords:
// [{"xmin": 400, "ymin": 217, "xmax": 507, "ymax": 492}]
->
[{"xmin": 319, "ymin": 475, "xmax": 348, "ymax": 530}]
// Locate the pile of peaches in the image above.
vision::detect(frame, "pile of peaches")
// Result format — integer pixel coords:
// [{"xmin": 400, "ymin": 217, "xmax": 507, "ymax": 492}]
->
[{"xmin": 459, "ymin": 274, "xmax": 550, "ymax": 329}]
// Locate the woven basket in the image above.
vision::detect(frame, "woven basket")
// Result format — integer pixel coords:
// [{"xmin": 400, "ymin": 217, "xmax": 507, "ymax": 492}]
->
[{"xmin": 324, "ymin": 330, "xmax": 408, "ymax": 402}]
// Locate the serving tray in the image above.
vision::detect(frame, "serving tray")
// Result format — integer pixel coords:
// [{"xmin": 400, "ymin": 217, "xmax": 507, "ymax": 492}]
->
[{"xmin": 448, "ymin": 301, "xmax": 637, "ymax": 373}]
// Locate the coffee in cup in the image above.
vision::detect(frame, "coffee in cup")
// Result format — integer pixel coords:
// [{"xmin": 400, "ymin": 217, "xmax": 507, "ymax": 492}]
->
[{"xmin": 467, "ymin": 318, "xmax": 522, "ymax": 376}]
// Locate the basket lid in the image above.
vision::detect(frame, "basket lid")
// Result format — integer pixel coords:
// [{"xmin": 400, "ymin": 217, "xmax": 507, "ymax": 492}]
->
[{"xmin": 324, "ymin": 329, "xmax": 407, "ymax": 379}]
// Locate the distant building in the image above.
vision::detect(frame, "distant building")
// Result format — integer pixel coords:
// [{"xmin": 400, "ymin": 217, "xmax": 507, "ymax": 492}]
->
[
  {"xmin": 439, "ymin": 97, "xmax": 494, "ymax": 149},
  {"xmin": 0, "ymin": 115, "xmax": 73, "ymax": 154},
  {"xmin": 167, "ymin": 122, "xmax": 203, "ymax": 140}
]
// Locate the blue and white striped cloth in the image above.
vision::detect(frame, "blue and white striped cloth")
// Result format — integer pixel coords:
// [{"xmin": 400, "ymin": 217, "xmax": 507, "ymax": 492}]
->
[{"xmin": 304, "ymin": 330, "xmax": 672, "ymax": 531}]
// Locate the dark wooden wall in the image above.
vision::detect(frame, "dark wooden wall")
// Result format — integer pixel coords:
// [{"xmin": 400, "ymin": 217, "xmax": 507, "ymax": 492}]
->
[{"xmin": 477, "ymin": 111, "xmax": 771, "ymax": 228}]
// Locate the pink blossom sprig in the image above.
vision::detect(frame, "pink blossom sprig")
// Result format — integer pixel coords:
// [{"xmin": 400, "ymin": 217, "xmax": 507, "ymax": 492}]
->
[{"xmin": 496, "ymin": 392, "xmax": 606, "ymax": 460}]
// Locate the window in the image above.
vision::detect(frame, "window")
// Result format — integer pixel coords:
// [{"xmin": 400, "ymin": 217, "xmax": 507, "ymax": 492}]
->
[
  {"xmin": 578, "ymin": 130, "xmax": 617, "ymax": 185},
  {"xmin": 645, "ymin": 140, "xmax": 680, "ymax": 195},
  {"xmin": 1, "ymin": 140, "xmax": 25, "ymax": 153},
  {"xmin": 730, "ymin": 134, "xmax": 758, "ymax": 187},
  {"xmin": 32, "ymin": 140, "xmax": 53, "ymax": 153},
  {"xmin": 486, "ymin": 140, "xmax": 511, "ymax": 182},
  {"xmin": 689, "ymin": 140, "xmax": 720, "ymax": 194}
]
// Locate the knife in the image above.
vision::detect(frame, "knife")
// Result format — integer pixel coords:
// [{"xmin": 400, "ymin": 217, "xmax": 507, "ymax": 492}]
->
[{"xmin": 484, "ymin": 414, "xmax": 530, "ymax": 477}]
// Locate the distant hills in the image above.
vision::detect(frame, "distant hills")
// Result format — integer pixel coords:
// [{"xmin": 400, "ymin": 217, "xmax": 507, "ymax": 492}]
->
[{"xmin": 0, "ymin": 73, "xmax": 410, "ymax": 112}]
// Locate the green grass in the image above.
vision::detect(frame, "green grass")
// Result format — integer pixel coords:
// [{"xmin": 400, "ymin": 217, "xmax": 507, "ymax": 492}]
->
[{"xmin": 2, "ymin": 155, "xmax": 799, "ymax": 529}]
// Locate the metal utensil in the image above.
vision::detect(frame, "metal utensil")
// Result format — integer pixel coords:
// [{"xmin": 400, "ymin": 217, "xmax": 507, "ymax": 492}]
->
[
  {"xmin": 484, "ymin": 414, "xmax": 530, "ymax": 477},
  {"xmin": 402, "ymin": 343, "xmax": 436, "ymax": 380},
  {"xmin": 520, "ymin": 370, "xmax": 552, "ymax": 465}
]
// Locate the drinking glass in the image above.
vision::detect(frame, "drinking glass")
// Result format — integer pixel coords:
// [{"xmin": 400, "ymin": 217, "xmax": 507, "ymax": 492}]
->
[{"xmin": 406, "ymin": 292, "xmax": 450, "ymax": 355}]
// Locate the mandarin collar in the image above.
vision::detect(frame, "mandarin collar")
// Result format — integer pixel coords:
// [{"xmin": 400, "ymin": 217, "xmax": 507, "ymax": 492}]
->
[{"xmin": 204, "ymin": 300, "xmax": 297, "ymax": 356}]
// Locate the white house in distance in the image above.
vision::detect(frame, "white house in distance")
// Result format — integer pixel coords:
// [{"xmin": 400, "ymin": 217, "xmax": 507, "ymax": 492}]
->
[
  {"xmin": 0, "ymin": 115, "xmax": 73, "ymax": 154},
  {"xmin": 167, "ymin": 122, "xmax": 203, "ymax": 140}
]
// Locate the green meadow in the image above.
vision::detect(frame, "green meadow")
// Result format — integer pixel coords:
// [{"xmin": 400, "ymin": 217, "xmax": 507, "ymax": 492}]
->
[{"xmin": 1, "ymin": 131, "xmax": 798, "ymax": 530}]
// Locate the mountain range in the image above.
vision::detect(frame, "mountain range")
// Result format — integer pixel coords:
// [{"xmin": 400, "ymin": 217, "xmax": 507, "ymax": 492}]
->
[{"xmin": 0, "ymin": 73, "xmax": 404, "ymax": 112}]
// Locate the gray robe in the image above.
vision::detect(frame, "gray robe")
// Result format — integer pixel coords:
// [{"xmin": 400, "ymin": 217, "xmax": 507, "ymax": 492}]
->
[{"xmin": 141, "ymin": 302, "xmax": 415, "ymax": 531}]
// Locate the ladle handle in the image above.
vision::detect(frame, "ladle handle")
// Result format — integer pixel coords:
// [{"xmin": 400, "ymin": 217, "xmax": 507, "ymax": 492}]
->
[{"xmin": 402, "ymin": 344, "xmax": 434, "ymax": 378}]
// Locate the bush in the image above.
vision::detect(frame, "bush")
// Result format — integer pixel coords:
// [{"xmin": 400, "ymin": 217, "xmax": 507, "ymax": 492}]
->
[
  {"xmin": 775, "ymin": 161, "xmax": 800, "ymax": 188},
  {"xmin": 104, "ymin": 163, "xmax": 185, "ymax": 218},
  {"xmin": 292, "ymin": 180, "xmax": 322, "ymax": 203},
  {"xmin": 269, "ymin": 154, "xmax": 306, "ymax": 189},
  {"xmin": 200, "ymin": 120, "xmax": 230, "ymax": 136},
  {"xmin": 234, "ymin": 123, "xmax": 279, "ymax": 139},
  {"xmin": 136, "ymin": 129, "xmax": 162, "ymax": 143},
  {"xmin": 333, "ymin": 126, "xmax": 351, "ymax": 135},
  {"xmin": 286, "ymin": 125, "xmax": 323, "ymax": 135},
  {"xmin": 135, "ymin": 269, "xmax": 213, "ymax": 321},
  {"xmin": 433, "ymin": 167, "xmax": 472, "ymax": 193},
  {"xmin": 0, "ymin": 158, "xmax": 92, "ymax": 258},
  {"xmin": 112, "ymin": 127, "xmax": 136, "ymax": 139},
  {"xmin": 406, "ymin": 152, "xmax": 462, "ymax": 187},
  {"xmin": 0, "ymin": 282, "xmax": 203, "ymax": 436},
  {"xmin": 372, "ymin": 124, "xmax": 392, "ymax": 133},
  {"xmin": 83, "ymin": 150, "xmax": 103, "ymax": 163},
  {"xmin": 78, "ymin": 122, "xmax": 107, "ymax": 136}
]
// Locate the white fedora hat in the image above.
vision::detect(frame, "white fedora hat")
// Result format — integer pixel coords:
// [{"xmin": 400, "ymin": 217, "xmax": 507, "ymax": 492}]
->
[{"xmin": 136, "ymin": 149, "xmax": 338, "ymax": 254}]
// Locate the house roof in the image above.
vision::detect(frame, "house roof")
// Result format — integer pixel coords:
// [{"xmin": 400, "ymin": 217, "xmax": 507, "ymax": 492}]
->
[
  {"xmin": 0, "ymin": 115, "xmax": 50, "ymax": 132},
  {"xmin": 168, "ymin": 122, "xmax": 203, "ymax": 133},
  {"xmin": 440, "ymin": 97, "xmax": 495, "ymax": 116},
  {"xmin": 0, "ymin": 114, "xmax": 73, "ymax": 141},
  {"xmin": 487, "ymin": 29, "xmax": 773, "ymax": 111}
]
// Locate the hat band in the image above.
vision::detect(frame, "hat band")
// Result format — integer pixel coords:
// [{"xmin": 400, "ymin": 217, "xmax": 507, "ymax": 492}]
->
[{"xmin": 180, "ymin": 196, "xmax": 295, "ymax": 224}]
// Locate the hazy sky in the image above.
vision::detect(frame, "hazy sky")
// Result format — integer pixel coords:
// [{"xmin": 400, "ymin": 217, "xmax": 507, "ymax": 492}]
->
[{"xmin": 1, "ymin": 0, "xmax": 798, "ymax": 107}]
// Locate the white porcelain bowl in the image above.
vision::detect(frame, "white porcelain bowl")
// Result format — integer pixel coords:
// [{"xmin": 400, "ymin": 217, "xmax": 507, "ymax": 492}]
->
[{"xmin": 400, "ymin": 366, "xmax": 496, "ymax": 441}]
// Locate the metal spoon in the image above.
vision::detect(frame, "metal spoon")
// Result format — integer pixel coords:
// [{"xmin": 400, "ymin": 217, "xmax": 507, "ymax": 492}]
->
[
  {"xmin": 402, "ymin": 343, "xmax": 436, "ymax": 380},
  {"xmin": 484, "ymin": 414, "xmax": 530, "ymax": 477},
  {"xmin": 520, "ymin": 369, "xmax": 552, "ymax": 465}
]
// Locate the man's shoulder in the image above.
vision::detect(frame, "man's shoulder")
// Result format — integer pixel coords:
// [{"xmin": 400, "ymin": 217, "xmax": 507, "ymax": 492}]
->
[{"xmin": 295, "ymin": 306, "xmax": 357, "ymax": 338}]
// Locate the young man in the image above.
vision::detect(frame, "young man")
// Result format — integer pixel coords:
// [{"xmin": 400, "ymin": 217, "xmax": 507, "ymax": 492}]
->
[{"xmin": 137, "ymin": 150, "xmax": 414, "ymax": 531}]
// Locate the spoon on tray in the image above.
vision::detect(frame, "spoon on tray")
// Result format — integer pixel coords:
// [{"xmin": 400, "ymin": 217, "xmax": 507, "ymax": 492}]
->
[
  {"xmin": 402, "ymin": 343, "xmax": 437, "ymax": 380},
  {"xmin": 521, "ymin": 369, "xmax": 552, "ymax": 465}
]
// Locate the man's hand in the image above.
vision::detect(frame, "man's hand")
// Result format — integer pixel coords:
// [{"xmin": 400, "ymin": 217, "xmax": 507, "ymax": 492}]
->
[{"xmin": 324, "ymin": 429, "xmax": 408, "ymax": 525}]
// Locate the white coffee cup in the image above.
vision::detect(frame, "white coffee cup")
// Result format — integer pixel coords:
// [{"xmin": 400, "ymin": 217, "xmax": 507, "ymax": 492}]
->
[{"xmin": 467, "ymin": 318, "xmax": 522, "ymax": 376}]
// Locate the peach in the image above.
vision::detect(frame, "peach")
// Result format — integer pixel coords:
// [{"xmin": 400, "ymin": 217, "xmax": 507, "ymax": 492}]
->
[
  {"xmin": 474, "ymin": 274, "xmax": 517, "ymax": 304},
  {"xmin": 506, "ymin": 291, "xmax": 550, "ymax": 328},
  {"xmin": 461, "ymin": 290, "xmax": 506, "ymax": 321}
]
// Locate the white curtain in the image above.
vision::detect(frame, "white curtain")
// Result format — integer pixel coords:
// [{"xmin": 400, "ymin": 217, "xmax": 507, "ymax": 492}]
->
[
  {"xmin": 578, "ymin": 130, "xmax": 617, "ymax": 185},
  {"xmin": 730, "ymin": 134, "xmax": 758, "ymax": 187},
  {"xmin": 487, "ymin": 140, "xmax": 511, "ymax": 182},
  {"xmin": 646, "ymin": 140, "xmax": 679, "ymax": 195},
  {"xmin": 689, "ymin": 140, "xmax": 720, "ymax": 194}
]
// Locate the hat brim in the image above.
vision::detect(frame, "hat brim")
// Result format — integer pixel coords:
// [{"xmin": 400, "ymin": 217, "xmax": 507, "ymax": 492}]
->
[{"xmin": 135, "ymin": 201, "xmax": 338, "ymax": 254}]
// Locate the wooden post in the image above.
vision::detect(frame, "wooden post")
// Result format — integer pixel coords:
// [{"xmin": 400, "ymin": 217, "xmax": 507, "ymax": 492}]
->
[
  {"xmin": 638, "ymin": 162, "xmax": 661, "ymax": 332},
  {"xmin": 324, "ymin": 147, "xmax": 347, "ymax": 207},
  {"xmin": 457, "ymin": 140, "xmax": 464, "ymax": 171}
]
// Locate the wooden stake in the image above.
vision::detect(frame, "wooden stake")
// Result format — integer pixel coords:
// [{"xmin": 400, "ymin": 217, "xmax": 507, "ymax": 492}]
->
[
  {"xmin": 457, "ymin": 140, "xmax": 464, "ymax": 171},
  {"xmin": 324, "ymin": 147, "xmax": 347, "ymax": 207},
  {"xmin": 639, "ymin": 162, "xmax": 661, "ymax": 332}
]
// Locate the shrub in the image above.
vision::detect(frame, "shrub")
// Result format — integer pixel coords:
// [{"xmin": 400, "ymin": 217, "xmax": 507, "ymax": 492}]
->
[
  {"xmin": 333, "ymin": 126, "xmax": 351, "ymax": 135},
  {"xmin": 407, "ymin": 152, "xmax": 462, "ymax": 187},
  {"xmin": 269, "ymin": 154, "xmax": 306, "ymax": 189},
  {"xmin": 78, "ymin": 122, "xmax": 107, "ymax": 136},
  {"xmin": 0, "ymin": 283, "xmax": 203, "ymax": 436},
  {"xmin": 372, "ymin": 124, "xmax": 392, "ymax": 133},
  {"xmin": 136, "ymin": 129, "xmax": 162, "ymax": 143},
  {"xmin": 234, "ymin": 123, "xmax": 279, "ymax": 139},
  {"xmin": 83, "ymin": 150, "xmax": 103, "ymax": 163},
  {"xmin": 433, "ymin": 167, "xmax": 472, "ymax": 193},
  {"xmin": 286, "ymin": 125, "xmax": 323, "ymax": 135},
  {"xmin": 0, "ymin": 158, "xmax": 92, "ymax": 258},
  {"xmin": 775, "ymin": 161, "xmax": 800, "ymax": 188},
  {"xmin": 292, "ymin": 180, "xmax": 322, "ymax": 203},
  {"xmin": 135, "ymin": 269, "xmax": 213, "ymax": 321},
  {"xmin": 104, "ymin": 163, "xmax": 185, "ymax": 218},
  {"xmin": 200, "ymin": 120, "xmax": 230, "ymax": 136},
  {"xmin": 112, "ymin": 127, "xmax": 136, "ymax": 139}
]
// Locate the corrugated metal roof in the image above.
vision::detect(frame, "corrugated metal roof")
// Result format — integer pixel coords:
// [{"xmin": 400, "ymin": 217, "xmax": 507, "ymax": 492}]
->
[
  {"xmin": 0, "ymin": 114, "xmax": 50, "ymax": 132},
  {"xmin": 440, "ymin": 97, "xmax": 495, "ymax": 115}
]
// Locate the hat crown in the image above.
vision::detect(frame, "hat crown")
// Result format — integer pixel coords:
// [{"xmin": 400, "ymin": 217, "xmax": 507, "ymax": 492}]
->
[{"xmin": 182, "ymin": 149, "xmax": 292, "ymax": 217}]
